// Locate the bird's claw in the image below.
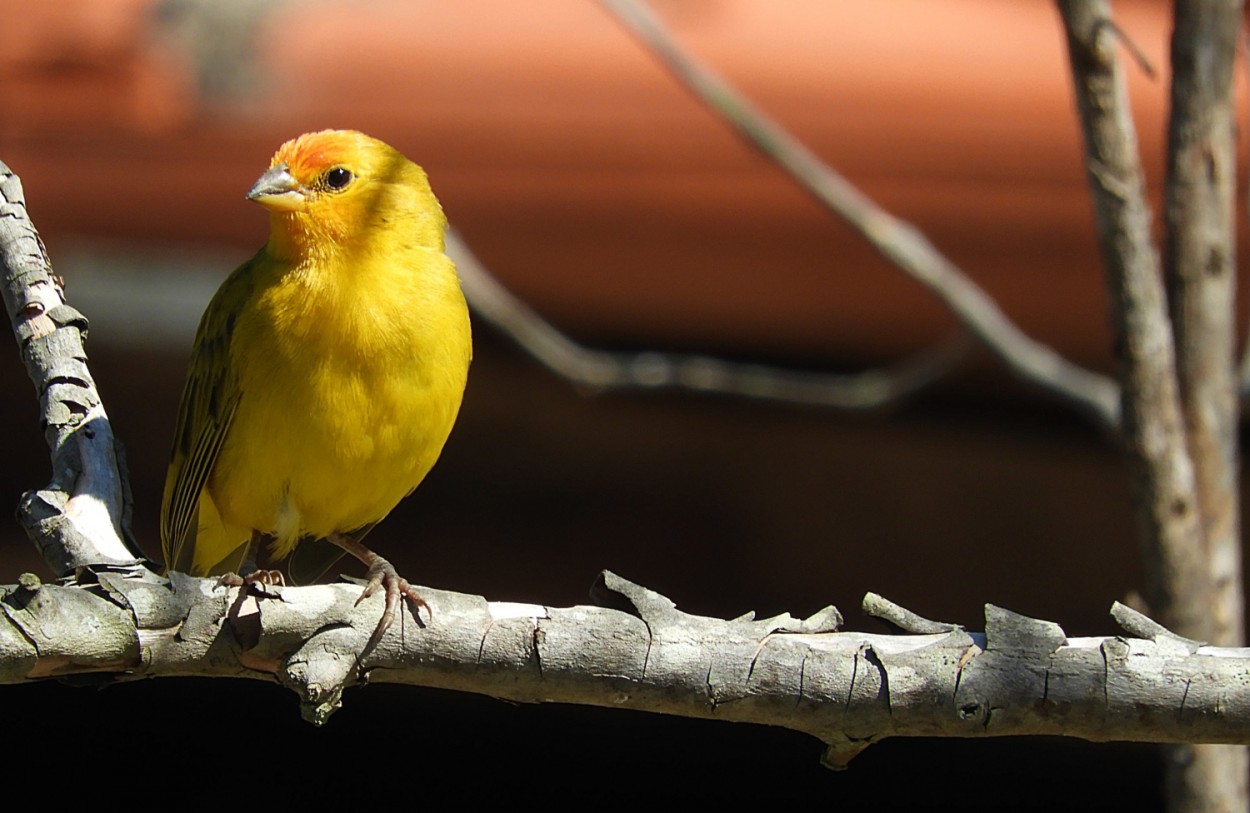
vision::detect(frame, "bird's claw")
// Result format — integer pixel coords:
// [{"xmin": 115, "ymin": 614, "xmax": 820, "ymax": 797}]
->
[
  {"xmin": 356, "ymin": 557, "xmax": 430, "ymax": 650},
  {"xmin": 217, "ymin": 569, "xmax": 285, "ymax": 597}
]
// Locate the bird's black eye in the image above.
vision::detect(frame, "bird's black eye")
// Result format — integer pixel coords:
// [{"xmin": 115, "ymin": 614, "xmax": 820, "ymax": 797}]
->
[{"xmin": 324, "ymin": 167, "xmax": 353, "ymax": 190}]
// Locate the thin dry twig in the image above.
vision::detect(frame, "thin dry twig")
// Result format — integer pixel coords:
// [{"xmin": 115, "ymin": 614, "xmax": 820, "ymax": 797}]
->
[
  {"xmin": 448, "ymin": 230, "xmax": 971, "ymax": 409},
  {"xmin": 597, "ymin": 0, "xmax": 1121, "ymax": 430},
  {"xmin": 1104, "ymin": 19, "xmax": 1159, "ymax": 79}
]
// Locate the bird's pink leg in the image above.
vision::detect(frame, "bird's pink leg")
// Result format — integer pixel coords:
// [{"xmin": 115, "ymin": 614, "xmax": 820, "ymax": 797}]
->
[{"xmin": 328, "ymin": 533, "xmax": 430, "ymax": 650}]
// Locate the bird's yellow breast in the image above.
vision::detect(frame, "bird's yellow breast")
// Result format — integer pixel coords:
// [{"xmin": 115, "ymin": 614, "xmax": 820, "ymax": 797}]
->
[{"xmin": 201, "ymin": 244, "xmax": 471, "ymax": 565}]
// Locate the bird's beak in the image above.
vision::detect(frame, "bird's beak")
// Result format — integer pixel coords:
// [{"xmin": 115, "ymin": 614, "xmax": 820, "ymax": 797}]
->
[{"xmin": 247, "ymin": 164, "xmax": 306, "ymax": 212}]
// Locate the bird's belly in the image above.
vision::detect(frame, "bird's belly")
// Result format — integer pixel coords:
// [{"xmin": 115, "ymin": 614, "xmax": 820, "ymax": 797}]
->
[{"xmin": 208, "ymin": 360, "xmax": 461, "ymax": 556}]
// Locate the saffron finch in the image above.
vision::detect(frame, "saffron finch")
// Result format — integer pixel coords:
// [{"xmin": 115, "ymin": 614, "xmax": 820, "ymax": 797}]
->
[{"xmin": 161, "ymin": 130, "xmax": 471, "ymax": 641}]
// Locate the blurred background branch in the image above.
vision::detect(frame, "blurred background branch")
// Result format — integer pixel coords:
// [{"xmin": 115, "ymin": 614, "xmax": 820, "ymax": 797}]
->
[
  {"xmin": 599, "ymin": 0, "xmax": 1122, "ymax": 430},
  {"xmin": 450, "ymin": 228, "xmax": 972, "ymax": 409}
]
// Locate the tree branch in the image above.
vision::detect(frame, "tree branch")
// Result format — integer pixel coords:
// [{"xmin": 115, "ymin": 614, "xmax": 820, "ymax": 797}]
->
[
  {"xmin": 597, "ymin": 0, "xmax": 1121, "ymax": 429},
  {"xmin": 1056, "ymin": 0, "xmax": 1209, "ymax": 638},
  {"xmin": 1164, "ymin": 0, "xmax": 1243, "ymax": 649},
  {"xmin": 0, "ymin": 161, "xmax": 145, "ymax": 577},
  {"xmin": 2, "ymin": 569, "xmax": 1248, "ymax": 768},
  {"xmin": 1160, "ymin": 1, "xmax": 1246, "ymax": 807},
  {"xmin": 449, "ymin": 230, "xmax": 970, "ymax": 409}
]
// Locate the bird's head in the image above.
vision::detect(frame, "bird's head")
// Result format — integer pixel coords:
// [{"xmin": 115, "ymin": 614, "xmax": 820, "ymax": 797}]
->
[{"xmin": 248, "ymin": 130, "xmax": 446, "ymax": 260}]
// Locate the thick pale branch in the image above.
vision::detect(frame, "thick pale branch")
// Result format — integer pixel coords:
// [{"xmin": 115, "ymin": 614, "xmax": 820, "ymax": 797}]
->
[
  {"xmin": 449, "ymin": 230, "xmax": 969, "ymax": 409},
  {"xmin": 597, "ymin": 0, "xmax": 1120, "ymax": 429},
  {"xmin": 0, "ymin": 161, "xmax": 143, "ymax": 575},
  {"xmin": 1, "ymin": 570, "xmax": 1248, "ymax": 767}
]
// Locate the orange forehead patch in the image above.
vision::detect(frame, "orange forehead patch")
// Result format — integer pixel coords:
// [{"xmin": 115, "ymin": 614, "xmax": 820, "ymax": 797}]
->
[{"xmin": 271, "ymin": 129, "xmax": 375, "ymax": 179}]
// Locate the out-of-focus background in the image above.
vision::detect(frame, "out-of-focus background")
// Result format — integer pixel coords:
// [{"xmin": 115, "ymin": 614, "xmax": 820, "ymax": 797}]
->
[{"xmin": 0, "ymin": 0, "xmax": 1240, "ymax": 806}]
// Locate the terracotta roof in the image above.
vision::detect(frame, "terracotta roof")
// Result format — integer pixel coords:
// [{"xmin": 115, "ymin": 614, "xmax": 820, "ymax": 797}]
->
[{"xmin": 0, "ymin": 0, "xmax": 1208, "ymax": 367}]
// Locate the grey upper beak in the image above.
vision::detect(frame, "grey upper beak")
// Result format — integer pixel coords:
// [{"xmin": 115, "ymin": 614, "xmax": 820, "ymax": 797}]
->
[{"xmin": 247, "ymin": 164, "xmax": 305, "ymax": 211}]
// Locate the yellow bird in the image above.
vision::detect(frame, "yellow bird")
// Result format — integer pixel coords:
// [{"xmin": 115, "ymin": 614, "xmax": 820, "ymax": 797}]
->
[{"xmin": 161, "ymin": 130, "xmax": 471, "ymax": 641}]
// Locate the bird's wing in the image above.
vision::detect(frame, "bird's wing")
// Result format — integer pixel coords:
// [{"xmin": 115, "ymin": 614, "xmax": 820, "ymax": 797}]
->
[{"xmin": 160, "ymin": 259, "xmax": 255, "ymax": 575}]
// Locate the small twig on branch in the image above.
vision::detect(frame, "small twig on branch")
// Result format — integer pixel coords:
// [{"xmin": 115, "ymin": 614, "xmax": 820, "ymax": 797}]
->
[
  {"xmin": 597, "ymin": 0, "xmax": 1121, "ymax": 430},
  {"xmin": 1104, "ymin": 19, "xmax": 1159, "ymax": 79},
  {"xmin": 861, "ymin": 592, "xmax": 960, "ymax": 634},
  {"xmin": 449, "ymin": 230, "xmax": 970, "ymax": 409},
  {"xmin": 1111, "ymin": 600, "xmax": 1203, "ymax": 652}
]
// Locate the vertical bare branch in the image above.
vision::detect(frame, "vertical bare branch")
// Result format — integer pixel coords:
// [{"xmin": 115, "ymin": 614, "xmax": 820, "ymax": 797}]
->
[
  {"xmin": 1161, "ymin": 1, "xmax": 1246, "ymax": 809},
  {"xmin": 1056, "ymin": 1, "xmax": 1208, "ymax": 632},
  {"xmin": 1165, "ymin": 0, "xmax": 1243, "ymax": 648}
]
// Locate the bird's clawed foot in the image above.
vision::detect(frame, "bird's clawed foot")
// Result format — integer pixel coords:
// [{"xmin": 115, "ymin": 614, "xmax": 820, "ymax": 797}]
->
[
  {"xmin": 327, "ymin": 533, "xmax": 430, "ymax": 650},
  {"xmin": 215, "ymin": 565, "xmax": 286, "ymax": 652},
  {"xmin": 216, "ymin": 568, "xmax": 286, "ymax": 597},
  {"xmin": 356, "ymin": 556, "xmax": 430, "ymax": 649}
]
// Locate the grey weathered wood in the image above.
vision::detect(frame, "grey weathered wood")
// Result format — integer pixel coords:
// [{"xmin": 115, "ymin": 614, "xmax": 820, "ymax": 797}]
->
[
  {"xmin": 0, "ymin": 161, "xmax": 144, "ymax": 575},
  {"xmin": 2, "ymin": 569, "xmax": 1249, "ymax": 768}
]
